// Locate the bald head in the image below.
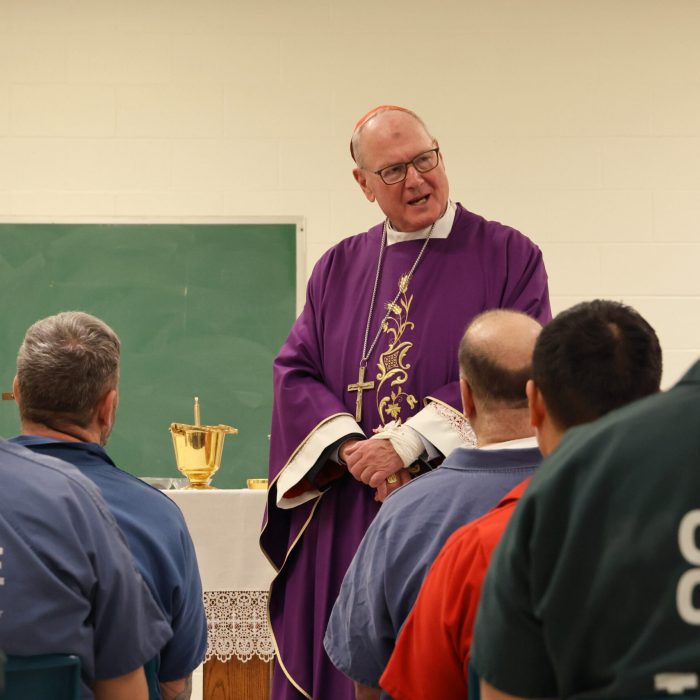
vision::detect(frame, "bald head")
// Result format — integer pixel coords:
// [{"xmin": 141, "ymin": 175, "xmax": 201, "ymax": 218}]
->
[
  {"xmin": 351, "ymin": 106, "xmax": 449, "ymax": 232},
  {"xmin": 459, "ymin": 310, "xmax": 542, "ymax": 409},
  {"xmin": 350, "ymin": 106, "xmax": 433, "ymax": 168}
]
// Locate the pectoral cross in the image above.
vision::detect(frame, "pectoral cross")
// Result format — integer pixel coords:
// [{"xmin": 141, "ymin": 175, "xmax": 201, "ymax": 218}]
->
[{"xmin": 347, "ymin": 365, "xmax": 375, "ymax": 422}]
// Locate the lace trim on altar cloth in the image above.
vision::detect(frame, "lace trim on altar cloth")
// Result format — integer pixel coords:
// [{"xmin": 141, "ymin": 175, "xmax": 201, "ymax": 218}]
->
[
  {"xmin": 431, "ymin": 401, "xmax": 477, "ymax": 447},
  {"xmin": 203, "ymin": 590, "xmax": 276, "ymax": 663}
]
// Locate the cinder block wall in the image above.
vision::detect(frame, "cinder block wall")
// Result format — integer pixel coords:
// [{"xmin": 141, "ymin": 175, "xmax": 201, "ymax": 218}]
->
[{"xmin": 1, "ymin": 0, "xmax": 698, "ymax": 387}]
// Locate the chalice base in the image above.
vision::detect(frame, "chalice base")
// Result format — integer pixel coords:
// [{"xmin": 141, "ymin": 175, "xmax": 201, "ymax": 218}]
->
[{"xmin": 179, "ymin": 467, "xmax": 218, "ymax": 490}]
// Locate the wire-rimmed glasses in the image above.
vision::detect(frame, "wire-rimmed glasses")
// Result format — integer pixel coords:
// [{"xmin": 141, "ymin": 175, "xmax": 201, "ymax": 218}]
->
[{"xmin": 373, "ymin": 147, "xmax": 440, "ymax": 185}]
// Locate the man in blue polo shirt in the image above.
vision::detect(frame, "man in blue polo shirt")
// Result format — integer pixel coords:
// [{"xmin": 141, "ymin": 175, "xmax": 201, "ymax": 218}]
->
[
  {"xmin": 324, "ymin": 309, "xmax": 544, "ymax": 697},
  {"xmin": 0, "ymin": 437, "xmax": 172, "ymax": 699},
  {"xmin": 10, "ymin": 311, "xmax": 207, "ymax": 700}
]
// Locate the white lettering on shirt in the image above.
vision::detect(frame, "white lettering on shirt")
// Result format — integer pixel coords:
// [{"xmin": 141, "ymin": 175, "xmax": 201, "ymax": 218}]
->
[
  {"xmin": 655, "ymin": 673, "xmax": 699, "ymax": 693},
  {"xmin": 677, "ymin": 510, "xmax": 700, "ymax": 624}
]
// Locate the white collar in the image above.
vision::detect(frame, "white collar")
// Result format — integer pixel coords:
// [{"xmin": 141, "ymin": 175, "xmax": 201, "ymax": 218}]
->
[
  {"xmin": 386, "ymin": 200, "xmax": 456, "ymax": 246},
  {"xmin": 479, "ymin": 436, "xmax": 539, "ymax": 451}
]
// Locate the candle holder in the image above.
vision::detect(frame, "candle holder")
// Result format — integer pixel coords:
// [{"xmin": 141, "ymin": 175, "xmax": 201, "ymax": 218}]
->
[{"xmin": 169, "ymin": 397, "xmax": 238, "ymax": 490}]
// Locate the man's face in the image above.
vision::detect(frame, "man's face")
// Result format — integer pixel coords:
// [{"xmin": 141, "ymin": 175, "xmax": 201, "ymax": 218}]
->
[{"xmin": 353, "ymin": 111, "xmax": 449, "ymax": 232}]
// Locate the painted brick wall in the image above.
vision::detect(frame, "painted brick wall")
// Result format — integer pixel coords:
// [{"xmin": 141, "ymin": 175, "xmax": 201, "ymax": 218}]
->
[{"xmin": 0, "ymin": 0, "xmax": 698, "ymax": 386}]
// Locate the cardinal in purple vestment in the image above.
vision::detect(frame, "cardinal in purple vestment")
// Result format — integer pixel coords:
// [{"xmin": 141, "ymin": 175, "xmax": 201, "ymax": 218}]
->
[{"xmin": 261, "ymin": 106, "xmax": 551, "ymax": 700}]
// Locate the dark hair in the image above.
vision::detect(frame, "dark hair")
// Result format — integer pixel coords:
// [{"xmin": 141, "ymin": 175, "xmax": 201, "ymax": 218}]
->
[
  {"xmin": 17, "ymin": 311, "xmax": 120, "ymax": 429},
  {"xmin": 458, "ymin": 310, "xmax": 538, "ymax": 409},
  {"xmin": 533, "ymin": 299, "xmax": 662, "ymax": 429}
]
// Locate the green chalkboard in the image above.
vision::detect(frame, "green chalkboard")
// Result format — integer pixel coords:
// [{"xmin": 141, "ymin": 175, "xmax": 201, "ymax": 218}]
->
[{"xmin": 0, "ymin": 222, "xmax": 297, "ymax": 489}]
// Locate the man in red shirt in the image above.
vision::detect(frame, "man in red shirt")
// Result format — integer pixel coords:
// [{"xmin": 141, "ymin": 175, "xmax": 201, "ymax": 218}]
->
[{"xmin": 380, "ymin": 299, "xmax": 662, "ymax": 700}]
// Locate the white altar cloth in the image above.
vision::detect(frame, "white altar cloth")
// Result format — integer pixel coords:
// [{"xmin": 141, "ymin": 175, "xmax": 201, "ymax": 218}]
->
[{"xmin": 165, "ymin": 489, "xmax": 275, "ymax": 663}]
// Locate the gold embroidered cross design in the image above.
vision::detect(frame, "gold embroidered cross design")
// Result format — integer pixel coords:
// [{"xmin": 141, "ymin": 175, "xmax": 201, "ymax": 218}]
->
[{"xmin": 376, "ymin": 274, "xmax": 418, "ymax": 425}]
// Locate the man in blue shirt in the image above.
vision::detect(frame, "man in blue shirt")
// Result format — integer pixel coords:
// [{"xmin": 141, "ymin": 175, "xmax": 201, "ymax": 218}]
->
[
  {"xmin": 324, "ymin": 309, "xmax": 543, "ymax": 697},
  {"xmin": 10, "ymin": 311, "xmax": 208, "ymax": 700},
  {"xmin": 0, "ymin": 437, "xmax": 172, "ymax": 699}
]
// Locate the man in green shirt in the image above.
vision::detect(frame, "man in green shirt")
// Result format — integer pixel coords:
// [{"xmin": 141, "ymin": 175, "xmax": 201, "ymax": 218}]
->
[{"xmin": 473, "ymin": 341, "xmax": 700, "ymax": 698}]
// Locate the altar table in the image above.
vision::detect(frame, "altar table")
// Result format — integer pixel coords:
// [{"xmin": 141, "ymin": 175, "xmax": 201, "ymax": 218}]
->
[{"xmin": 165, "ymin": 489, "xmax": 275, "ymax": 700}]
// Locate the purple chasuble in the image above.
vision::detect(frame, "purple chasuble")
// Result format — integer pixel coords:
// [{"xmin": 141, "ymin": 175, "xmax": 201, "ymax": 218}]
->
[{"xmin": 261, "ymin": 203, "xmax": 551, "ymax": 699}]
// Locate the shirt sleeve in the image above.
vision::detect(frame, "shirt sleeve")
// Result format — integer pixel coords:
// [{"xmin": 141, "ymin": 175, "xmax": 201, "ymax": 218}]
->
[
  {"xmin": 73, "ymin": 483, "xmax": 174, "ymax": 680},
  {"xmin": 499, "ymin": 227, "xmax": 551, "ymax": 324},
  {"xmin": 268, "ymin": 250, "xmax": 365, "ymax": 512},
  {"xmin": 323, "ymin": 512, "xmax": 395, "ymax": 687},
  {"xmin": 405, "ymin": 400, "xmax": 476, "ymax": 457},
  {"xmin": 275, "ymin": 415, "xmax": 364, "ymax": 508},
  {"xmin": 380, "ymin": 527, "xmax": 487, "ymax": 700},
  {"xmin": 157, "ymin": 517, "xmax": 208, "ymax": 680},
  {"xmin": 470, "ymin": 495, "xmax": 557, "ymax": 697}
]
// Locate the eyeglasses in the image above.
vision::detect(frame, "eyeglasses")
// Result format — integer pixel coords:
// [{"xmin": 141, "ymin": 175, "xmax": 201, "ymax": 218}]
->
[{"xmin": 373, "ymin": 147, "xmax": 440, "ymax": 185}]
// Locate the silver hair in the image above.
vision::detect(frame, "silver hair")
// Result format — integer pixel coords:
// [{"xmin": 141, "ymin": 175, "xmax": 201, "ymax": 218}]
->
[
  {"xmin": 16, "ymin": 311, "xmax": 121, "ymax": 428},
  {"xmin": 350, "ymin": 106, "xmax": 434, "ymax": 168}
]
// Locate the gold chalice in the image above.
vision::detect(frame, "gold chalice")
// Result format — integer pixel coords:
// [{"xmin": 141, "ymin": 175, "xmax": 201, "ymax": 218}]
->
[
  {"xmin": 169, "ymin": 397, "xmax": 238, "ymax": 490},
  {"xmin": 246, "ymin": 478, "xmax": 268, "ymax": 489}
]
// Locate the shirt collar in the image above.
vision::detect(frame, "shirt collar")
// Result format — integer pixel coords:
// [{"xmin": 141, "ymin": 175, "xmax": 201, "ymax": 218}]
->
[
  {"xmin": 386, "ymin": 200, "xmax": 456, "ymax": 246},
  {"xmin": 480, "ymin": 435, "xmax": 539, "ymax": 451},
  {"xmin": 678, "ymin": 358, "xmax": 700, "ymax": 386},
  {"xmin": 498, "ymin": 478, "xmax": 531, "ymax": 506},
  {"xmin": 12, "ymin": 434, "xmax": 73, "ymax": 447},
  {"xmin": 10, "ymin": 434, "xmax": 114, "ymax": 464}
]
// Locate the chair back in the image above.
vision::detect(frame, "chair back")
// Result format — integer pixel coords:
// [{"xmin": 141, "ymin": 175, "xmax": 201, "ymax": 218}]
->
[
  {"xmin": 468, "ymin": 661, "xmax": 480, "ymax": 700},
  {"xmin": 0, "ymin": 654, "xmax": 80, "ymax": 700},
  {"xmin": 144, "ymin": 656, "xmax": 160, "ymax": 700}
]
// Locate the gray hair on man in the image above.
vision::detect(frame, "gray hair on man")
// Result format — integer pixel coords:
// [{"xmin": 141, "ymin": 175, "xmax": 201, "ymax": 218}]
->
[{"xmin": 16, "ymin": 311, "xmax": 120, "ymax": 429}]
